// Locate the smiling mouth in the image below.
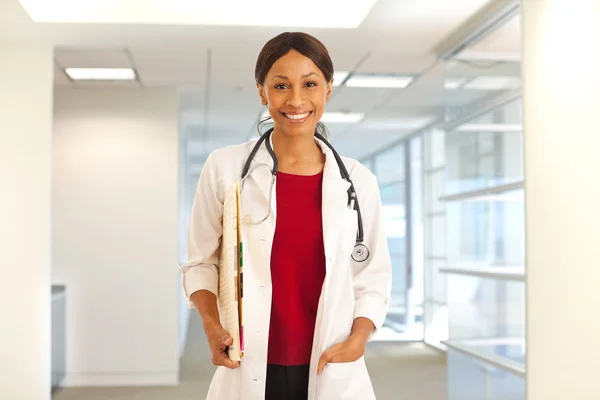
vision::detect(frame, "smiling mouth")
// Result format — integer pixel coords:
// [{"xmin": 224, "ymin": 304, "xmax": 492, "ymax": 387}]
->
[{"xmin": 281, "ymin": 111, "xmax": 313, "ymax": 120}]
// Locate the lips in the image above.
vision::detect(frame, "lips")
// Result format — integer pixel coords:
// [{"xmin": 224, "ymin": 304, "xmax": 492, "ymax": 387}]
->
[{"xmin": 281, "ymin": 111, "xmax": 313, "ymax": 121}]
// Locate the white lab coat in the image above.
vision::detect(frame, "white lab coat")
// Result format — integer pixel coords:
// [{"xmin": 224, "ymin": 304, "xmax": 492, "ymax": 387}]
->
[{"xmin": 180, "ymin": 136, "xmax": 392, "ymax": 400}]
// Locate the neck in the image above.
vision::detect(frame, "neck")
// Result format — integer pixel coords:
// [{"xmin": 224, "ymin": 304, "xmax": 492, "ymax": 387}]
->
[
  {"xmin": 271, "ymin": 127, "xmax": 325, "ymax": 174},
  {"xmin": 271, "ymin": 127, "xmax": 320, "ymax": 162}
]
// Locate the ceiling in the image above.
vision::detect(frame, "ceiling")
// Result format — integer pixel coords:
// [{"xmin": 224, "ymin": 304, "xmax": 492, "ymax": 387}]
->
[{"xmin": 1, "ymin": 0, "xmax": 522, "ymax": 167}]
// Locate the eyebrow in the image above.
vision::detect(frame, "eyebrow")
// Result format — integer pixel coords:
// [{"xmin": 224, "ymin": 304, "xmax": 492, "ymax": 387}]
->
[{"xmin": 271, "ymin": 72, "xmax": 318, "ymax": 81}]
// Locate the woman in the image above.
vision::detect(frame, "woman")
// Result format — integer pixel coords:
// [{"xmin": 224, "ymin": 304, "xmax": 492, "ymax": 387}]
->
[{"xmin": 180, "ymin": 32, "xmax": 392, "ymax": 400}]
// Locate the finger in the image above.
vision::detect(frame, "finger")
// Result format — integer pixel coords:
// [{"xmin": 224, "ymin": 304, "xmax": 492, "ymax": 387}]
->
[
  {"xmin": 213, "ymin": 352, "xmax": 239, "ymax": 369},
  {"xmin": 220, "ymin": 356, "xmax": 238, "ymax": 369},
  {"xmin": 317, "ymin": 352, "xmax": 330, "ymax": 375}
]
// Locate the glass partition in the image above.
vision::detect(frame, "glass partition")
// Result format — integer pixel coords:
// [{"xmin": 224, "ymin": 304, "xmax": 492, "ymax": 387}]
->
[
  {"xmin": 407, "ymin": 136, "xmax": 424, "ymax": 337},
  {"xmin": 374, "ymin": 145, "xmax": 408, "ymax": 335},
  {"xmin": 447, "ymin": 350, "xmax": 525, "ymax": 400},
  {"xmin": 441, "ymin": 8, "xmax": 525, "ymax": 400},
  {"xmin": 423, "ymin": 128, "xmax": 448, "ymax": 349},
  {"xmin": 447, "ymin": 275, "xmax": 525, "ymax": 341},
  {"xmin": 367, "ymin": 138, "xmax": 425, "ymax": 340}
]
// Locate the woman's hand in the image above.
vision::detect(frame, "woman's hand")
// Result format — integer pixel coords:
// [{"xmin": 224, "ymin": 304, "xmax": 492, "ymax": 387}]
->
[
  {"xmin": 317, "ymin": 336, "xmax": 365, "ymax": 375},
  {"xmin": 204, "ymin": 321, "xmax": 240, "ymax": 369},
  {"xmin": 190, "ymin": 290, "xmax": 240, "ymax": 369},
  {"xmin": 317, "ymin": 317, "xmax": 375, "ymax": 375}
]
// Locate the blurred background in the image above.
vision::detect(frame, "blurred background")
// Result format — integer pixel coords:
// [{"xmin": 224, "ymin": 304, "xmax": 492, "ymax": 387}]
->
[{"xmin": 3, "ymin": 0, "xmax": 598, "ymax": 399}]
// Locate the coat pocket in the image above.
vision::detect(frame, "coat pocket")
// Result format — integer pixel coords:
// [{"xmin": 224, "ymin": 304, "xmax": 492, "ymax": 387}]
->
[
  {"xmin": 317, "ymin": 356, "xmax": 375, "ymax": 399},
  {"xmin": 323, "ymin": 356, "xmax": 362, "ymax": 380}
]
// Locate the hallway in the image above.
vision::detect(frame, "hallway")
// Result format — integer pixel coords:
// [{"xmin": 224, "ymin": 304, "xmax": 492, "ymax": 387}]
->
[{"xmin": 53, "ymin": 313, "xmax": 447, "ymax": 400}]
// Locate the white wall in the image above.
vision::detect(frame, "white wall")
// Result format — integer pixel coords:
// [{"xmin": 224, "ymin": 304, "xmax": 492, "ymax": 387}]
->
[
  {"xmin": 178, "ymin": 130, "xmax": 191, "ymax": 357},
  {"xmin": 52, "ymin": 87, "xmax": 180, "ymax": 386},
  {"xmin": 0, "ymin": 43, "xmax": 53, "ymax": 400},
  {"xmin": 523, "ymin": 1, "xmax": 600, "ymax": 399}
]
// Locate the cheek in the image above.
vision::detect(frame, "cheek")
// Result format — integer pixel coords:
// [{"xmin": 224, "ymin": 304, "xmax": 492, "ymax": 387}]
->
[
  {"xmin": 311, "ymin": 90, "xmax": 328, "ymax": 106},
  {"xmin": 265, "ymin": 90, "xmax": 283, "ymax": 106}
]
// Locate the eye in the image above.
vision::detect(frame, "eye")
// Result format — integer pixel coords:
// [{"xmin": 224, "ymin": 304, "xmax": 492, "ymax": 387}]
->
[
  {"xmin": 306, "ymin": 81, "xmax": 318, "ymax": 88},
  {"xmin": 274, "ymin": 83, "xmax": 288, "ymax": 90}
]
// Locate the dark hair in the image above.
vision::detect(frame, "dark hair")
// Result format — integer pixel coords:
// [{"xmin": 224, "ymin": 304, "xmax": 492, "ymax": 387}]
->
[
  {"xmin": 255, "ymin": 32, "xmax": 334, "ymax": 85},
  {"xmin": 255, "ymin": 32, "xmax": 334, "ymax": 140}
]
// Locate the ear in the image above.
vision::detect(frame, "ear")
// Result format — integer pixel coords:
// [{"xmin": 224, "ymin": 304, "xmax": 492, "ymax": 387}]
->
[
  {"xmin": 256, "ymin": 83, "xmax": 267, "ymax": 105},
  {"xmin": 325, "ymin": 81, "xmax": 333, "ymax": 103}
]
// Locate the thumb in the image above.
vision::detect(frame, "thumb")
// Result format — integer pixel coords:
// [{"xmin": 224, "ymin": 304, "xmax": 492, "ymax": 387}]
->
[{"xmin": 219, "ymin": 335, "xmax": 233, "ymax": 351}]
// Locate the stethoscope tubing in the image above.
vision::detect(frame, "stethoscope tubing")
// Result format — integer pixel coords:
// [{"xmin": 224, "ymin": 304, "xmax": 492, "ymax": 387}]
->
[{"xmin": 241, "ymin": 127, "xmax": 369, "ymax": 262}]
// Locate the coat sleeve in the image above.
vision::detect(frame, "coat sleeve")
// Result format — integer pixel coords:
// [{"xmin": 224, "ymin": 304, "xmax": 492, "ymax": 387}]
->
[
  {"xmin": 179, "ymin": 152, "xmax": 224, "ymax": 309},
  {"xmin": 351, "ymin": 170, "xmax": 393, "ymax": 333}
]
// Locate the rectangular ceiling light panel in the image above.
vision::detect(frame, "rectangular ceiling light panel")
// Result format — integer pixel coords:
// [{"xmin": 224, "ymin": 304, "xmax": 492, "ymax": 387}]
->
[
  {"xmin": 65, "ymin": 67, "xmax": 136, "ymax": 80},
  {"xmin": 320, "ymin": 112, "xmax": 364, "ymax": 123},
  {"xmin": 444, "ymin": 78, "xmax": 468, "ymax": 89},
  {"xmin": 345, "ymin": 74, "xmax": 414, "ymax": 88},
  {"xmin": 18, "ymin": 0, "xmax": 377, "ymax": 28},
  {"xmin": 456, "ymin": 123, "xmax": 523, "ymax": 132},
  {"xmin": 463, "ymin": 76, "xmax": 521, "ymax": 90},
  {"xmin": 332, "ymin": 71, "xmax": 349, "ymax": 87}
]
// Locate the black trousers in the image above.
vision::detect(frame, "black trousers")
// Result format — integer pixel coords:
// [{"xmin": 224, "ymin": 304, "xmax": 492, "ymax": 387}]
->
[{"xmin": 265, "ymin": 364, "xmax": 310, "ymax": 400}]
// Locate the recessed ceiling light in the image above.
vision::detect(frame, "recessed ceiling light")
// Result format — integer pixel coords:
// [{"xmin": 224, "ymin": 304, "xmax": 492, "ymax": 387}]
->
[
  {"xmin": 260, "ymin": 111, "xmax": 363, "ymax": 123},
  {"xmin": 455, "ymin": 123, "xmax": 523, "ymax": 132},
  {"xmin": 463, "ymin": 76, "xmax": 521, "ymax": 91},
  {"xmin": 65, "ymin": 68, "xmax": 136, "ymax": 81},
  {"xmin": 17, "ymin": 0, "xmax": 377, "ymax": 28},
  {"xmin": 332, "ymin": 71, "xmax": 349, "ymax": 87},
  {"xmin": 321, "ymin": 112, "xmax": 364, "ymax": 123},
  {"xmin": 345, "ymin": 74, "xmax": 414, "ymax": 88},
  {"xmin": 366, "ymin": 116, "xmax": 438, "ymax": 130},
  {"xmin": 444, "ymin": 78, "xmax": 468, "ymax": 89}
]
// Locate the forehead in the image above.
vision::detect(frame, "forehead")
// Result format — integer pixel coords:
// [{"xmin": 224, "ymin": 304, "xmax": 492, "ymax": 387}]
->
[{"xmin": 267, "ymin": 50, "xmax": 324, "ymax": 78}]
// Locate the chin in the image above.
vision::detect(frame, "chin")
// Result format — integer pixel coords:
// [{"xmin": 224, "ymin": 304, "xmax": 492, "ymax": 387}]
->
[
  {"xmin": 276, "ymin": 121, "xmax": 318, "ymax": 137},
  {"xmin": 275, "ymin": 121, "xmax": 317, "ymax": 136}
]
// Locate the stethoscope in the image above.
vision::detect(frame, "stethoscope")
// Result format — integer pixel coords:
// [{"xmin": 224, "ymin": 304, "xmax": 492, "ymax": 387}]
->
[{"xmin": 240, "ymin": 127, "xmax": 370, "ymax": 263}]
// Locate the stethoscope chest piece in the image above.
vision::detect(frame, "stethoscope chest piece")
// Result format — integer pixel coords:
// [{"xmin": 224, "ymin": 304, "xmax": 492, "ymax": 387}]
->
[{"xmin": 352, "ymin": 243, "xmax": 369, "ymax": 263}]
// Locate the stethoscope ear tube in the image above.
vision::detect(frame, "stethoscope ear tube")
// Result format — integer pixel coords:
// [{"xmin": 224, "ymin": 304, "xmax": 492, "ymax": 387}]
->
[{"xmin": 242, "ymin": 129, "xmax": 273, "ymax": 178}]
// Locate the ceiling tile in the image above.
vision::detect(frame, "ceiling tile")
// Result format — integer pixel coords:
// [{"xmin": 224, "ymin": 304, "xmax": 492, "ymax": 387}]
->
[
  {"xmin": 53, "ymin": 69, "xmax": 72, "ymax": 87},
  {"xmin": 72, "ymin": 80, "xmax": 141, "ymax": 89},
  {"xmin": 136, "ymin": 68, "xmax": 205, "ymax": 87},
  {"xmin": 356, "ymin": 53, "xmax": 436, "ymax": 75},
  {"xmin": 129, "ymin": 46, "xmax": 208, "ymax": 70},
  {"xmin": 55, "ymin": 48, "xmax": 132, "ymax": 68},
  {"xmin": 327, "ymin": 86, "xmax": 397, "ymax": 114}
]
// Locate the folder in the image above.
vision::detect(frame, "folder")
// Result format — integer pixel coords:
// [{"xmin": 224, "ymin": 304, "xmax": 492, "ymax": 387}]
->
[{"xmin": 218, "ymin": 181, "xmax": 244, "ymax": 361}]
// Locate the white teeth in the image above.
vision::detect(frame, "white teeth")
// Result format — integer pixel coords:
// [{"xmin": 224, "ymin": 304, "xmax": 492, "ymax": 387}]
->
[{"xmin": 285, "ymin": 112, "xmax": 310, "ymax": 120}]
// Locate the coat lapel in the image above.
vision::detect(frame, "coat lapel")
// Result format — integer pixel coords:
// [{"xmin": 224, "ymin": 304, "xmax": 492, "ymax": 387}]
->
[
  {"xmin": 318, "ymin": 140, "xmax": 351, "ymax": 271},
  {"xmin": 240, "ymin": 137, "xmax": 277, "ymax": 285},
  {"xmin": 243, "ymin": 135, "xmax": 350, "ymax": 273},
  {"xmin": 242, "ymin": 135, "xmax": 277, "ymax": 227}
]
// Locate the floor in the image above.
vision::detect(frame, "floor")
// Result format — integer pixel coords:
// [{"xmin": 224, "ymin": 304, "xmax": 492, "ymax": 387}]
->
[{"xmin": 52, "ymin": 314, "xmax": 447, "ymax": 400}]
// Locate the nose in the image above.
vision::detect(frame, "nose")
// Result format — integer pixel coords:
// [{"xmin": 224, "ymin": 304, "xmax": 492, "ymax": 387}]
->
[{"xmin": 286, "ymin": 87, "xmax": 304, "ymax": 108}]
